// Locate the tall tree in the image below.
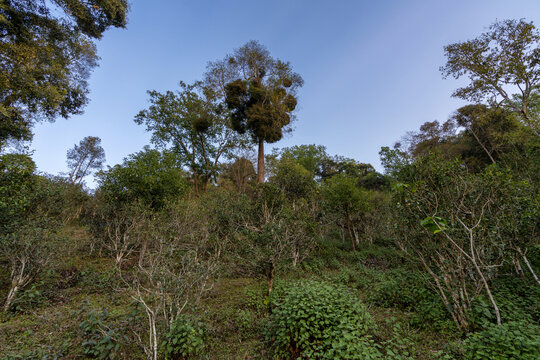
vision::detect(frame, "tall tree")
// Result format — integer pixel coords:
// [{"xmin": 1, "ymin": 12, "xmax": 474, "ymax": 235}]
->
[
  {"xmin": 441, "ymin": 19, "xmax": 540, "ymax": 135},
  {"xmin": 135, "ymin": 82, "xmax": 244, "ymax": 194},
  {"xmin": 205, "ymin": 41, "xmax": 303, "ymax": 183},
  {"xmin": 0, "ymin": 0, "xmax": 128, "ymax": 147},
  {"xmin": 66, "ymin": 136, "xmax": 105, "ymax": 184}
]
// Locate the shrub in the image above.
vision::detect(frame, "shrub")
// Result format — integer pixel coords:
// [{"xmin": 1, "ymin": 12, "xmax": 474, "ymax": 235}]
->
[
  {"xmin": 367, "ymin": 269, "xmax": 454, "ymax": 332},
  {"xmin": 265, "ymin": 281, "xmax": 381, "ymax": 359},
  {"xmin": 379, "ymin": 319, "xmax": 416, "ymax": 360},
  {"xmin": 8, "ymin": 283, "xmax": 45, "ymax": 313},
  {"xmin": 79, "ymin": 306, "xmax": 124, "ymax": 359},
  {"xmin": 235, "ymin": 309, "xmax": 262, "ymax": 339},
  {"xmin": 462, "ymin": 321, "xmax": 540, "ymax": 360},
  {"xmin": 161, "ymin": 315, "xmax": 206, "ymax": 360}
]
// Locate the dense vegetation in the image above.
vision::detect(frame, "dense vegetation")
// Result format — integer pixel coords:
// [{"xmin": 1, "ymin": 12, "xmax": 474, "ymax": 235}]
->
[{"xmin": 0, "ymin": 11, "xmax": 539, "ymax": 360}]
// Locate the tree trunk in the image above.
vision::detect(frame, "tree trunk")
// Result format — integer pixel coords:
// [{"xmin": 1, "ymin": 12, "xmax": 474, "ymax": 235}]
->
[
  {"xmin": 292, "ymin": 247, "xmax": 299, "ymax": 267},
  {"xmin": 345, "ymin": 215, "xmax": 356, "ymax": 252},
  {"xmin": 468, "ymin": 127, "xmax": 496, "ymax": 164},
  {"xmin": 151, "ymin": 315, "xmax": 158, "ymax": 360},
  {"xmin": 468, "ymin": 231, "xmax": 501, "ymax": 326},
  {"xmin": 267, "ymin": 262, "xmax": 275, "ymax": 297},
  {"xmin": 193, "ymin": 172, "xmax": 199, "ymax": 195},
  {"xmin": 257, "ymin": 138, "xmax": 265, "ymax": 183},
  {"xmin": 517, "ymin": 247, "xmax": 540, "ymax": 286},
  {"xmin": 3, "ymin": 285, "xmax": 19, "ymax": 312}
]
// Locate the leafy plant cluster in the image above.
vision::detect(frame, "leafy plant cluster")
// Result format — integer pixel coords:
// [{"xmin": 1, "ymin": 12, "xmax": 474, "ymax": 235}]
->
[
  {"xmin": 79, "ymin": 305, "xmax": 125, "ymax": 359},
  {"xmin": 265, "ymin": 280, "xmax": 381, "ymax": 359},
  {"xmin": 160, "ymin": 315, "xmax": 206, "ymax": 360}
]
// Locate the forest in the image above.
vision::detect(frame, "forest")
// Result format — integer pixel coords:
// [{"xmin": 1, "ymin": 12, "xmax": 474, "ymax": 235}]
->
[{"xmin": 0, "ymin": 1, "xmax": 539, "ymax": 359}]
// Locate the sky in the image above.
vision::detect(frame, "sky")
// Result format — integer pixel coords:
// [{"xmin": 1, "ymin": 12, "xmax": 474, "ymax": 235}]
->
[{"xmin": 30, "ymin": 0, "xmax": 540, "ymax": 186}]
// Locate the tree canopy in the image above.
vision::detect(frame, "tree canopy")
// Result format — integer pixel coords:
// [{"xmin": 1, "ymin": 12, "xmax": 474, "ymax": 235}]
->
[
  {"xmin": 135, "ymin": 81, "xmax": 245, "ymax": 194},
  {"xmin": 97, "ymin": 147, "xmax": 190, "ymax": 208},
  {"xmin": 205, "ymin": 40, "xmax": 303, "ymax": 183},
  {"xmin": 441, "ymin": 19, "xmax": 540, "ymax": 135},
  {"xmin": 0, "ymin": 0, "xmax": 129, "ymax": 147},
  {"xmin": 66, "ymin": 136, "xmax": 105, "ymax": 185}
]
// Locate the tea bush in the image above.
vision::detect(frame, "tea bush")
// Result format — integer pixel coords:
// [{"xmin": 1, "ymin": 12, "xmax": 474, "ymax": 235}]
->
[
  {"xmin": 79, "ymin": 306, "xmax": 124, "ymax": 359},
  {"xmin": 265, "ymin": 280, "xmax": 381, "ymax": 359},
  {"xmin": 8, "ymin": 283, "xmax": 45, "ymax": 313},
  {"xmin": 161, "ymin": 315, "xmax": 206, "ymax": 359},
  {"xmin": 462, "ymin": 321, "xmax": 540, "ymax": 360},
  {"xmin": 367, "ymin": 269, "xmax": 453, "ymax": 332}
]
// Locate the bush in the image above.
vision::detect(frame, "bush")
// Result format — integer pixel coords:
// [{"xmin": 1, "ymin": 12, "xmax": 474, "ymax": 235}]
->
[
  {"xmin": 8, "ymin": 283, "xmax": 45, "ymax": 313},
  {"xmin": 79, "ymin": 305, "xmax": 124, "ymax": 359},
  {"xmin": 462, "ymin": 321, "xmax": 540, "ymax": 360},
  {"xmin": 161, "ymin": 315, "xmax": 206, "ymax": 359},
  {"xmin": 265, "ymin": 281, "xmax": 381, "ymax": 359},
  {"xmin": 366, "ymin": 269, "xmax": 454, "ymax": 332}
]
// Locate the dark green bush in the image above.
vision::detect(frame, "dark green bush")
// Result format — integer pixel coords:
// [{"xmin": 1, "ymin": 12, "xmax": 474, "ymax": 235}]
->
[
  {"xmin": 265, "ymin": 280, "xmax": 381, "ymax": 359},
  {"xmin": 467, "ymin": 275, "xmax": 540, "ymax": 331},
  {"xmin": 379, "ymin": 319, "xmax": 416, "ymax": 360},
  {"xmin": 8, "ymin": 283, "xmax": 45, "ymax": 313},
  {"xmin": 79, "ymin": 306, "xmax": 124, "ymax": 359},
  {"xmin": 462, "ymin": 321, "xmax": 540, "ymax": 360},
  {"xmin": 367, "ymin": 269, "xmax": 454, "ymax": 332},
  {"xmin": 160, "ymin": 315, "xmax": 206, "ymax": 359}
]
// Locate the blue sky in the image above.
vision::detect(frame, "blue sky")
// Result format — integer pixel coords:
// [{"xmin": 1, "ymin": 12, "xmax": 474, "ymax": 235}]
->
[{"xmin": 30, "ymin": 0, "xmax": 540, "ymax": 186}]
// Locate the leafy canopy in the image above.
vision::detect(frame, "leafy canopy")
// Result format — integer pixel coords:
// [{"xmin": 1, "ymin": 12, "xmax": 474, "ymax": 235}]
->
[
  {"xmin": 135, "ymin": 81, "xmax": 245, "ymax": 192},
  {"xmin": 66, "ymin": 136, "xmax": 105, "ymax": 184},
  {"xmin": 441, "ymin": 19, "xmax": 540, "ymax": 134},
  {"xmin": 0, "ymin": 0, "xmax": 128, "ymax": 147}
]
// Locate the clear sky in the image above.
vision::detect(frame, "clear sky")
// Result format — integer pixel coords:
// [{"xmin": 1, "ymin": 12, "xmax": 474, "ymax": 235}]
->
[{"xmin": 30, "ymin": 0, "xmax": 540, "ymax": 186}]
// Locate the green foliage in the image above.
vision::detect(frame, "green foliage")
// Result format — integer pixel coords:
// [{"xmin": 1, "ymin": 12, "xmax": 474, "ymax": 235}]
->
[
  {"xmin": 135, "ymin": 81, "xmax": 245, "ymax": 193},
  {"xmin": 161, "ymin": 315, "xmax": 206, "ymax": 360},
  {"xmin": 0, "ymin": 0, "xmax": 128, "ymax": 145},
  {"xmin": 379, "ymin": 145, "xmax": 410, "ymax": 178},
  {"xmin": 358, "ymin": 171, "xmax": 391, "ymax": 191},
  {"xmin": 468, "ymin": 275, "xmax": 540, "ymax": 330},
  {"xmin": 39, "ymin": 176, "xmax": 90, "ymax": 223},
  {"xmin": 319, "ymin": 156, "xmax": 376, "ymax": 182},
  {"xmin": 269, "ymin": 158, "xmax": 316, "ymax": 201},
  {"xmin": 320, "ymin": 173, "xmax": 374, "ymax": 250},
  {"xmin": 79, "ymin": 305, "xmax": 124, "ymax": 359},
  {"xmin": 218, "ymin": 157, "xmax": 255, "ymax": 193},
  {"xmin": 367, "ymin": 269, "xmax": 454, "ymax": 332},
  {"xmin": 441, "ymin": 19, "xmax": 540, "ymax": 134},
  {"xmin": 0, "ymin": 350, "xmax": 64, "ymax": 360},
  {"xmin": 461, "ymin": 321, "xmax": 540, "ymax": 360},
  {"xmin": 265, "ymin": 281, "xmax": 381, "ymax": 359},
  {"xmin": 8, "ymin": 283, "xmax": 45, "ymax": 314},
  {"xmin": 379, "ymin": 319, "xmax": 416, "ymax": 360},
  {"xmin": 0, "ymin": 153, "xmax": 36, "ymax": 232},
  {"xmin": 321, "ymin": 173, "xmax": 366, "ymax": 217},
  {"xmin": 269, "ymin": 144, "xmax": 329, "ymax": 179},
  {"xmin": 392, "ymin": 153, "xmax": 539, "ymax": 331},
  {"xmin": 97, "ymin": 147, "xmax": 190, "ymax": 208},
  {"xmin": 243, "ymin": 288, "xmax": 267, "ymax": 314}
]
